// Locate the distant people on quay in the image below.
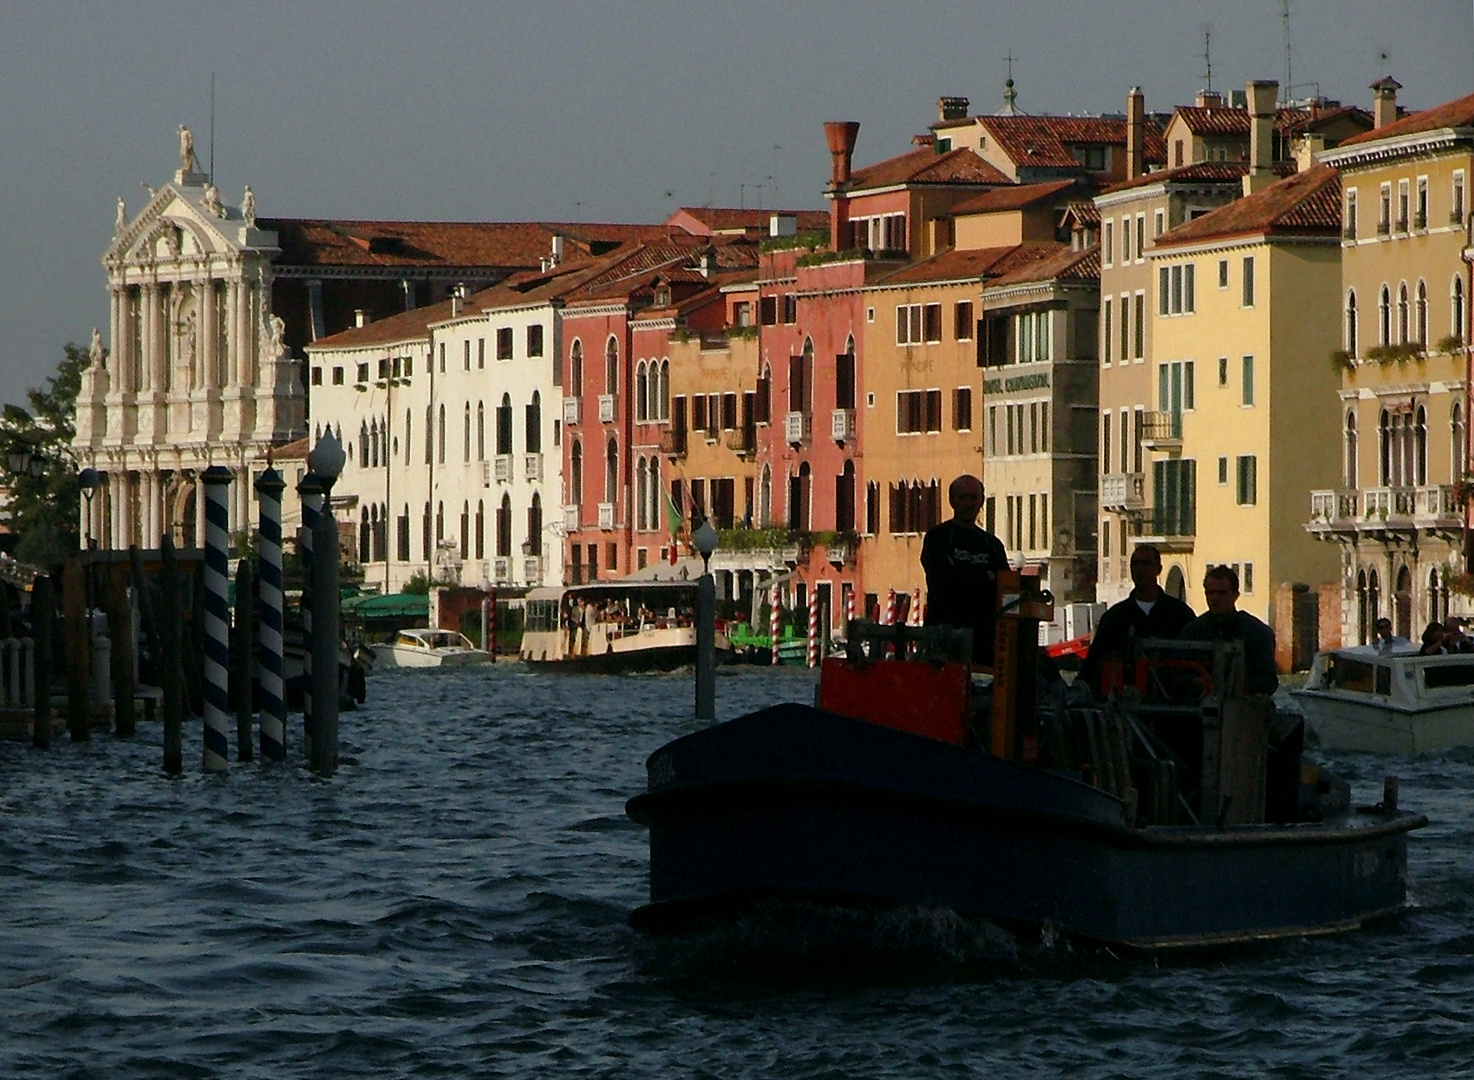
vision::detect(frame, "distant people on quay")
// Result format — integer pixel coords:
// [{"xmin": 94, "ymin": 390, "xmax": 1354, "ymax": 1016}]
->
[
  {"xmin": 920, "ymin": 474, "xmax": 1010, "ymax": 666},
  {"xmin": 1078, "ymin": 543, "xmax": 1195, "ymax": 695}
]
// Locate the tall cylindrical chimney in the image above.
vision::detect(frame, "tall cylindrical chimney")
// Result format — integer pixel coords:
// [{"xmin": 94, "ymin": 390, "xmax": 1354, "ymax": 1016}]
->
[
  {"xmin": 1126, "ymin": 87, "xmax": 1145, "ymax": 180},
  {"xmin": 824, "ymin": 121, "xmax": 861, "ymax": 187},
  {"xmin": 1244, "ymin": 80, "xmax": 1279, "ymax": 195},
  {"xmin": 1371, "ymin": 76, "xmax": 1402, "ymax": 129}
]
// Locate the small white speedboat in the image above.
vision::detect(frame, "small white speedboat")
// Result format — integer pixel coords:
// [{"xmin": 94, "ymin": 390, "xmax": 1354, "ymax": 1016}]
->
[
  {"xmin": 371, "ymin": 628, "xmax": 491, "ymax": 669},
  {"xmin": 1293, "ymin": 645, "xmax": 1474, "ymax": 754}
]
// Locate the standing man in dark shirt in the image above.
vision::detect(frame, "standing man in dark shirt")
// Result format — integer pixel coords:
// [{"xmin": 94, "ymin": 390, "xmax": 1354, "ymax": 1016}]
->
[
  {"xmin": 1078, "ymin": 544, "xmax": 1195, "ymax": 695},
  {"xmin": 1179, "ymin": 565, "xmax": 1278, "ymax": 695},
  {"xmin": 921, "ymin": 474, "xmax": 1010, "ymax": 665}
]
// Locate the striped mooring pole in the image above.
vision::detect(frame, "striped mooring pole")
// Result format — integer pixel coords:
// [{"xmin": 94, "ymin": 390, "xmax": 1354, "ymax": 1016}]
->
[
  {"xmin": 255, "ymin": 467, "xmax": 287, "ymax": 762},
  {"xmin": 769, "ymin": 584, "xmax": 781, "ymax": 666},
  {"xmin": 806, "ymin": 588, "xmax": 819, "ymax": 668},
  {"xmin": 884, "ymin": 587, "xmax": 897, "ymax": 626},
  {"xmin": 298, "ymin": 472, "xmax": 324, "ymax": 760},
  {"xmin": 910, "ymin": 587, "xmax": 923, "ymax": 626},
  {"xmin": 201, "ymin": 466, "xmax": 233, "ymax": 773}
]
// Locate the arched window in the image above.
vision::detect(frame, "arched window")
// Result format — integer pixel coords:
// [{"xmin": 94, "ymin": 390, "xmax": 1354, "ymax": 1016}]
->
[
  {"xmin": 476, "ymin": 402, "xmax": 485, "ymax": 461},
  {"xmin": 605, "ymin": 438, "xmax": 618, "ymax": 503},
  {"xmin": 405, "ymin": 408, "xmax": 412, "ymax": 466},
  {"xmin": 460, "ymin": 501, "xmax": 470, "ymax": 561},
  {"xmin": 836, "ymin": 460, "xmax": 856, "ymax": 531},
  {"xmin": 526, "ymin": 391, "xmax": 541, "ymax": 454},
  {"xmin": 1453, "ymin": 277, "xmax": 1466, "ymax": 342},
  {"xmin": 635, "ymin": 457, "xmax": 649, "ymax": 531},
  {"xmin": 497, "ymin": 394, "xmax": 513, "ymax": 456},
  {"xmin": 1453, "ymin": 402, "xmax": 1466, "ymax": 481},
  {"xmin": 1379, "ymin": 408, "xmax": 1391, "ymax": 485},
  {"xmin": 1430, "ymin": 568, "xmax": 1442, "ymax": 626},
  {"xmin": 646, "ymin": 456, "xmax": 660, "ymax": 532},
  {"xmin": 1356, "ymin": 568, "xmax": 1368, "ymax": 644},
  {"xmin": 425, "ymin": 406, "xmax": 433, "ymax": 465},
  {"xmin": 359, "ymin": 507, "xmax": 371, "ymax": 563},
  {"xmin": 1368, "ymin": 568, "xmax": 1381, "ymax": 633},
  {"xmin": 497, "ymin": 493, "xmax": 513, "ymax": 558},
  {"xmin": 1345, "ymin": 290, "xmax": 1357, "ymax": 355},
  {"xmin": 1398, "ymin": 282, "xmax": 1410, "ymax": 344},
  {"xmin": 463, "ymin": 403, "xmax": 472, "ymax": 462},
  {"xmin": 1416, "ymin": 279, "xmax": 1428, "ymax": 345},
  {"xmin": 658, "ymin": 359, "xmax": 670, "ymax": 421},
  {"xmin": 570, "ymin": 440, "xmax": 583, "ymax": 504},
  {"xmin": 1415, "ymin": 404, "xmax": 1428, "ymax": 486},
  {"xmin": 474, "ymin": 500, "xmax": 485, "ymax": 560},
  {"xmin": 789, "ymin": 462, "xmax": 811, "ymax": 530},
  {"xmin": 437, "ymin": 405, "xmax": 446, "ymax": 465},
  {"xmin": 570, "ymin": 339, "xmax": 584, "ymax": 396},
  {"xmin": 1379, "ymin": 285, "xmax": 1391, "ymax": 346},
  {"xmin": 759, "ymin": 464, "xmax": 771, "ymax": 528},
  {"xmin": 359, "ymin": 421, "xmax": 369, "ymax": 468},
  {"xmin": 527, "ymin": 493, "xmax": 543, "ymax": 561},
  {"xmin": 635, "ymin": 360, "xmax": 648, "ymax": 421},
  {"xmin": 1344, "ymin": 410, "xmax": 1358, "ymax": 489},
  {"xmin": 423, "ymin": 501, "xmax": 433, "ymax": 561},
  {"xmin": 436, "ymin": 500, "xmax": 444, "ymax": 545},
  {"xmin": 605, "ymin": 336, "xmax": 618, "ymax": 394}
]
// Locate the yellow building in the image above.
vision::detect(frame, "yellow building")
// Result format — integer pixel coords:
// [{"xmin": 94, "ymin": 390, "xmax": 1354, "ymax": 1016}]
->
[
  {"xmin": 1146, "ymin": 163, "xmax": 1344, "ymax": 629},
  {"xmin": 1309, "ymin": 83, "xmax": 1474, "ymax": 643}
]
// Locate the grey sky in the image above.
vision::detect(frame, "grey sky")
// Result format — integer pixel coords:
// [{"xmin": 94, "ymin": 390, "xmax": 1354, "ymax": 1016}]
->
[{"xmin": 1, "ymin": 0, "xmax": 1470, "ymax": 409}]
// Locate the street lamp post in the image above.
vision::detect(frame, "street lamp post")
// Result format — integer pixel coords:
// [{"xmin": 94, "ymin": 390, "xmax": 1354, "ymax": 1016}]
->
[
  {"xmin": 77, "ymin": 467, "xmax": 102, "ymax": 710},
  {"xmin": 693, "ymin": 518, "xmax": 718, "ymax": 721}
]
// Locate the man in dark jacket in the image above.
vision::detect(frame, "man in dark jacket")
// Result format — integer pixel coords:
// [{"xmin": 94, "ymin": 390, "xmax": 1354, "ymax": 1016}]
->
[
  {"xmin": 921, "ymin": 474, "xmax": 1010, "ymax": 665},
  {"xmin": 1078, "ymin": 544, "xmax": 1195, "ymax": 695},
  {"xmin": 1179, "ymin": 564, "xmax": 1278, "ymax": 695}
]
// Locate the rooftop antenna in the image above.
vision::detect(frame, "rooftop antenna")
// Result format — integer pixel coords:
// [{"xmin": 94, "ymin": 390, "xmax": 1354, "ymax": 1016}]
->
[
  {"xmin": 208, "ymin": 72, "xmax": 215, "ymax": 179},
  {"xmin": 1282, "ymin": 0, "xmax": 1292, "ymax": 105},
  {"xmin": 1200, "ymin": 24, "xmax": 1214, "ymax": 93}
]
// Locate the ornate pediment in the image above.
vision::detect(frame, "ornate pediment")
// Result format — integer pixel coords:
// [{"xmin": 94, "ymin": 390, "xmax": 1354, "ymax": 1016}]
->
[{"xmin": 105, "ymin": 179, "xmax": 277, "ymax": 269}]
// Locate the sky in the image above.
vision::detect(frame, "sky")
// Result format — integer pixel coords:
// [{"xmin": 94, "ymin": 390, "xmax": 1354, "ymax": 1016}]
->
[{"xmin": 1, "ymin": 0, "xmax": 1471, "ymax": 410}]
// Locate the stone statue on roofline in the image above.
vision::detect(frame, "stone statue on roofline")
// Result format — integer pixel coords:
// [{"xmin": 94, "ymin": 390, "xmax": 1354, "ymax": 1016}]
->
[
  {"xmin": 265, "ymin": 312, "xmax": 286, "ymax": 359},
  {"xmin": 88, "ymin": 327, "xmax": 105, "ymax": 370},
  {"xmin": 178, "ymin": 125, "xmax": 199, "ymax": 172},
  {"xmin": 241, "ymin": 185, "xmax": 256, "ymax": 228},
  {"xmin": 115, "ymin": 197, "xmax": 127, "ymax": 236},
  {"xmin": 202, "ymin": 183, "xmax": 223, "ymax": 218}
]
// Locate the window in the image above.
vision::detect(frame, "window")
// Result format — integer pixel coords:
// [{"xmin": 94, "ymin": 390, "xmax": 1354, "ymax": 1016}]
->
[
  {"xmin": 496, "ymin": 395, "xmax": 513, "ymax": 456},
  {"xmin": 1416, "ymin": 177, "xmax": 1428, "ymax": 228},
  {"xmin": 1379, "ymin": 183, "xmax": 1391, "ymax": 233},
  {"xmin": 1416, "ymin": 280, "xmax": 1428, "ymax": 345},
  {"xmin": 1346, "ymin": 290, "xmax": 1358, "ymax": 355},
  {"xmin": 527, "ymin": 324, "xmax": 544, "ymax": 358},
  {"xmin": 1102, "ymin": 411, "xmax": 1112, "ymax": 473},
  {"xmin": 605, "ymin": 337, "xmax": 618, "ymax": 392},
  {"xmin": 1122, "ymin": 216, "xmax": 1132, "ymax": 262},
  {"xmin": 1241, "ymin": 257, "xmax": 1255, "ymax": 307},
  {"xmin": 1102, "ymin": 298, "xmax": 1113, "ymax": 363},
  {"xmin": 1119, "ymin": 295, "xmax": 1129, "ymax": 362},
  {"xmin": 1103, "ymin": 221, "xmax": 1113, "ymax": 267},
  {"xmin": 1379, "ymin": 284, "xmax": 1392, "ymax": 345},
  {"xmin": 1397, "ymin": 179, "xmax": 1409, "ymax": 230},
  {"xmin": 463, "ymin": 403, "xmax": 471, "ymax": 462},
  {"xmin": 1243, "ymin": 562, "xmax": 1254, "ymax": 593},
  {"xmin": 953, "ymin": 387, "xmax": 973, "ymax": 430},
  {"xmin": 1218, "ymin": 456, "xmax": 1229, "ymax": 484},
  {"xmin": 1218, "ymin": 259, "xmax": 1228, "ymax": 289},
  {"xmin": 1454, "ymin": 172, "xmax": 1466, "ymax": 223},
  {"xmin": 1218, "ymin": 356, "xmax": 1229, "ymax": 387},
  {"xmin": 782, "ymin": 294, "xmax": 797, "ymax": 324},
  {"xmin": 896, "ymin": 304, "xmax": 926, "ymax": 345},
  {"xmin": 477, "ymin": 338, "xmax": 486, "ymax": 369},
  {"xmin": 1135, "ymin": 214, "xmax": 1145, "ymax": 260},
  {"xmin": 1454, "ymin": 277, "xmax": 1466, "ymax": 340},
  {"xmin": 1236, "ymin": 455, "xmax": 1257, "ymax": 505},
  {"xmin": 1344, "ymin": 410, "xmax": 1358, "ymax": 488},
  {"xmin": 332, "ymin": 366, "xmax": 344, "ymax": 385},
  {"xmin": 310, "ymin": 366, "xmax": 322, "ymax": 386},
  {"xmin": 1398, "ymin": 282, "xmax": 1410, "ymax": 343},
  {"xmin": 1133, "ymin": 293, "xmax": 1144, "ymax": 358},
  {"xmin": 1158, "ymin": 360, "xmax": 1195, "ymax": 417},
  {"xmin": 759, "ymin": 296, "xmax": 777, "ymax": 325},
  {"xmin": 923, "ymin": 303, "xmax": 942, "ymax": 343},
  {"xmin": 357, "ymin": 361, "xmax": 370, "ymax": 384},
  {"xmin": 570, "ymin": 339, "xmax": 583, "ymax": 395},
  {"xmin": 1154, "ymin": 210, "xmax": 1165, "ymax": 238},
  {"xmin": 1345, "ymin": 190, "xmax": 1357, "ymax": 238},
  {"xmin": 895, "ymin": 389, "xmax": 942, "ymax": 433},
  {"xmin": 955, "ymin": 301, "xmax": 974, "ymax": 340},
  {"xmin": 1241, "ymin": 356, "xmax": 1254, "ymax": 406}
]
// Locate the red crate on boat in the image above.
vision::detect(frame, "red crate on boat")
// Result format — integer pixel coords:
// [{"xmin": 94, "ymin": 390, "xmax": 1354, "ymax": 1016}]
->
[{"xmin": 817, "ymin": 658, "xmax": 971, "ymax": 745}]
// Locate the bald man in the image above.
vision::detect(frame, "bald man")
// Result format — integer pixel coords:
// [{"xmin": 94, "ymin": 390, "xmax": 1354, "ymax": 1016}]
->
[{"xmin": 921, "ymin": 474, "xmax": 1010, "ymax": 664}]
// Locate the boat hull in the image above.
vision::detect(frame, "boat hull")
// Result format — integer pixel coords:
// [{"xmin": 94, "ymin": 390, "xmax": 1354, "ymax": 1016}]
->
[
  {"xmin": 371, "ymin": 645, "xmax": 491, "ymax": 669},
  {"xmin": 1294, "ymin": 691, "xmax": 1474, "ymax": 755},
  {"xmin": 627, "ymin": 705, "xmax": 1423, "ymax": 951}
]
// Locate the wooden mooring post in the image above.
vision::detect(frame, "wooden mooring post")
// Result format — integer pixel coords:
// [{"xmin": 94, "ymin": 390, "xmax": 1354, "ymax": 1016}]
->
[
  {"xmin": 231, "ymin": 558, "xmax": 254, "ymax": 762},
  {"xmin": 63, "ymin": 552, "xmax": 88, "ymax": 741},
  {"xmin": 31, "ymin": 574, "xmax": 53, "ymax": 749},
  {"xmin": 161, "ymin": 536, "xmax": 184, "ymax": 775},
  {"xmin": 105, "ymin": 563, "xmax": 136, "ymax": 737}
]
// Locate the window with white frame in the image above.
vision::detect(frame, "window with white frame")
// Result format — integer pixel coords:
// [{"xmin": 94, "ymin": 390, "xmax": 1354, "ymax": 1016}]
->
[
  {"xmin": 1241, "ymin": 356, "xmax": 1254, "ymax": 406},
  {"xmin": 1236, "ymin": 455, "xmax": 1257, "ymax": 505},
  {"xmin": 1454, "ymin": 171, "xmax": 1466, "ymax": 224},
  {"xmin": 1397, "ymin": 179, "xmax": 1410, "ymax": 230},
  {"xmin": 1158, "ymin": 264, "xmax": 1195, "ymax": 315},
  {"xmin": 1135, "ymin": 214, "xmax": 1145, "ymax": 261}
]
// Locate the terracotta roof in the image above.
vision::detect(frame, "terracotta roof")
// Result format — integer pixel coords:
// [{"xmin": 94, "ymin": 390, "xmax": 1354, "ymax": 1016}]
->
[
  {"xmin": 563, "ymin": 240, "xmax": 758, "ymax": 305},
  {"xmin": 261, "ymin": 219, "xmax": 662, "ymax": 270},
  {"xmin": 1152, "ymin": 164, "xmax": 1341, "ymax": 247},
  {"xmin": 308, "ymin": 294, "xmax": 465, "ymax": 350},
  {"xmin": 877, "ymin": 244, "xmax": 1064, "ymax": 286},
  {"xmin": 667, "ymin": 207, "xmax": 829, "ymax": 234},
  {"xmin": 986, "ymin": 245, "xmax": 1099, "ymax": 288},
  {"xmin": 1064, "ymin": 200, "xmax": 1100, "ymax": 226},
  {"xmin": 1340, "ymin": 90, "xmax": 1474, "ymax": 146},
  {"xmin": 979, "ymin": 115, "xmax": 1167, "ymax": 169},
  {"xmin": 1174, "ymin": 105, "xmax": 1316, "ymax": 137},
  {"xmin": 948, "ymin": 179, "xmax": 1083, "ymax": 216},
  {"xmin": 1279, "ymin": 104, "xmax": 1374, "ymax": 137},
  {"xmin": 1100, "ymin": 160, "xmax": 1294, "ymax": 195},
  {"xmin": 846, "ymin": 147, "xmax": 1011, "ymax": 191}
]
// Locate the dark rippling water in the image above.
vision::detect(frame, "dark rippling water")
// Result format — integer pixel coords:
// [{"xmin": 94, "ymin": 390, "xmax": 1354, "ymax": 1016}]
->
[{"xmin": 3, "ymin": 665, "xmax": 1473, "ymax": 1079}]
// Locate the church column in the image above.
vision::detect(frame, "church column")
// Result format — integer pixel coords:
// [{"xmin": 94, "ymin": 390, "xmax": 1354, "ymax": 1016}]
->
[
  {"xmin": 194, "ymin": 472, "xmax": 207, "ymax": 545},
  {"xmin": 140, "ymin": 284, "xmax": 157, "ymax": 392},
  {"xmin": 108, "ymin": 286, "xmax": 125, "ymax": 392},
  {"xmin": 144, "ymin": 471, "xmax": 159, "ymax": 549},
  {"xmin": 202, "ymin": 277, "xmax": 218, "ymax": 390}
]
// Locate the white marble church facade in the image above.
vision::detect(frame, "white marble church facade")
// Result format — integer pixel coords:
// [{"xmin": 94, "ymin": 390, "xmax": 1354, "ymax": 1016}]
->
[{"xmin": 75, "ymin": 141, "xmax": 304, "ymax": 549}]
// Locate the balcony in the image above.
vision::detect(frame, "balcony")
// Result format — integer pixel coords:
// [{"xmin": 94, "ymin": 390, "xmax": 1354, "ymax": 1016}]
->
[
  {"xmin": 598, "ymin": 394, "xmax": 616, "ymax": 423},
  {"xmin": 784, "ymin": 411, "xmax": 810, "ymax": 445},
  {"xmin": 1309, "ymin": 489, "xmax": 1359, "ymax": 524},
  {"xmin": 598, "ymin": 502, "xmax": 615, "ymax": 530},
  {"xmin": 523, "ymin": 453, "xmax": 542, "ymax": 482},
  {"xmin": 1394, "ymin": 216, "xmax": 1409, "ymax": 233},
  {"xmin": 1376, "ymin": 220, "xmax": 1390, "ymax": 236},
  {"xmin": 563, "ymin": 504, "xmax": 579, "ymax": 532},
  {"xmin": 494, "ymin": 454, "xmax": 514, "ymax": 482},
  {"xmin": 1310, "ymin": 485, "xmax": 1463, "ymax": 538},
  {"xmin": 1136, "ymin": 510, "xmax": 1195, "ymax": 552},
  {"xmin": 724, "ymin": 427, "xmax": 756, "ymax": 457},
  {"xmin": 1100, "ymin": 471, "xmax": 1145, "ymax": 511},
  {"xmin": 522, "ymin": 556, "xmax": 541, "ymax": 582},
  {"xmin": 562, "ymin": 396, "xmax": 581, "ymax": 425},
  {"xmin": 831, "ymin": 408, "xmax": 855, "ymax": 443},
  {"xmin": 1139, "ymin": 411, "xmax": 1182, "ymax": 450},
  {"xmin": 659, "ymin": 429, "xmax": 688, "ymax": 458}
]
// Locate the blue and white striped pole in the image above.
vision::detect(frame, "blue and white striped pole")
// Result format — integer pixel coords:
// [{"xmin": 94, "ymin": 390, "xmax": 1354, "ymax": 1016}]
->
[
  {"xmin": 255, "ymin": 466, "xmax": 287, "ymax": 762},
  {"xmin": 297, "ymin": 472, "xmax": 323, "ymax": 762},
  {"xmin": 201, "ymin": 466, "xmax": 234, "ymax": 773}
]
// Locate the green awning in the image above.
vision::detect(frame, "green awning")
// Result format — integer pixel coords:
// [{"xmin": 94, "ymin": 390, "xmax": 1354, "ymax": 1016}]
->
[{"xmin": 341, "ymin": 592, "xmax": 429, "ymax": 620}]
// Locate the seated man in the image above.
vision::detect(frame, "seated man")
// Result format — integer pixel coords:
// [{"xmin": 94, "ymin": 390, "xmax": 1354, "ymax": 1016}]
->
[
  {"xmin": 1078, "ymin": 544, "xmax": 1195, "ymax": 695},
  {"xmin": 1373, "ymin": 617, "xmax": 1413, "ymax": 652}
]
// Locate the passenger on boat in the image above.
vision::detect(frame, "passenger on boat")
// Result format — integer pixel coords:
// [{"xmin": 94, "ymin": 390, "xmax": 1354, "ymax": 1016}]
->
[
  {"xmin": 920, "ymin": 474, "xmax": 1010, "ymax": 665},
  {"xmin": 1373, "ymin": 617, "xmax": 1412, "ymax": 652},
  {"xmin": 1418, "ymin": 621, "xmax": 1447, "ymax": 655},
  {"xmin": 1178, "ymin": 565, "xmax": 1278, "ymax": 695},
  {"xmin": 1077, "ymin": 543, "xmax": 1195, "ymax": 695},
  {"xmin": 1442, "ymin": 616, "xmax": 1474, "ymax": 653}
]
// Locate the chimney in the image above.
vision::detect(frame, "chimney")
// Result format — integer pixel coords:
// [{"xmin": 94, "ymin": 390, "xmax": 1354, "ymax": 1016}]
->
[
  {"xmin": 450, "ymin": 282, "xmax": 467, "ymax": 319},
  {"xmin": 550, "ymin": 233, "xmax": 564, "ymax": 265},
  {"xmin": 1243, "ymin": 79, "xmax": 1279, "ymax": 196},
  {"xmin": 354, "ymin": 309, "xmax": 369, "ymax": 328},
  {"xmin": 1126, "ymin": 86, "xmax": 1145, "ymax": 181},
  {"xmin": 1295, "ymin": 132, "xmax": 1326, "ymax": 174},
  {"xmin": 1371, "ymin": 76, "xmax": 1402, "ymax": 129},
  {"xmin": 824, "ymin": 120, "xmax": 860, "ymax": 252},
  {"xmin": 1196, "ymin": 90, "xmax": 1223, "ymax": 108},
  {"xmin": 937, "ymin": 96, "xmax": 970, "ymax": 123}
]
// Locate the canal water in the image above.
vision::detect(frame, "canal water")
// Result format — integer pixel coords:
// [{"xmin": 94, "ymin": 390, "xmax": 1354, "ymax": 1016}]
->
[{"xmin": 2, "ymin": 665, "xmax": 1472, "ymax": 1078}]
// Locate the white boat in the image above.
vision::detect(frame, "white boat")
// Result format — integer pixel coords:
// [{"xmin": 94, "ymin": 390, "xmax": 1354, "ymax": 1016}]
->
[
  {"xmin": 371, "ymin": 628, "xmax": 491, "ymax": 669},
  {"xmin": 520, "ymin": 572, "xmax": 730, "ymax": 673},
  {"xmin": 1293, "ymin": 645, "xmax": 1474, "ymax": 754}
]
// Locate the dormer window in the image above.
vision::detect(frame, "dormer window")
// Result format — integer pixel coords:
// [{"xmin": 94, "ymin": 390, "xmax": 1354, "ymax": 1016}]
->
[{"xmin": 654, "ymin": 286, "xmax": 671, "ymax": 307}]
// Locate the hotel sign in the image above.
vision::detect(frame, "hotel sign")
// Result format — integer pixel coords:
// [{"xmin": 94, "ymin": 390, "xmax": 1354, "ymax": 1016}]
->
[{"xmin": 983, "ymin": 372, "xmax": 1050, "ymax": 395}]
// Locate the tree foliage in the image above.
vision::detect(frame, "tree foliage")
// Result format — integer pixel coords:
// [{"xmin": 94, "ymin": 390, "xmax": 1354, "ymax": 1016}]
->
[{"xmin": 0, "ymin": 342, "xmax": 89, "ymax": 564}]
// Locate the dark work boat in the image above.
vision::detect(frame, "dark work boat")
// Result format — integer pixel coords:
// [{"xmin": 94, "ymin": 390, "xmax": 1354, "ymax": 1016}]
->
[{"xmin": 627, "ymin": 580, "xmax": 1427, "ymax": 952}]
